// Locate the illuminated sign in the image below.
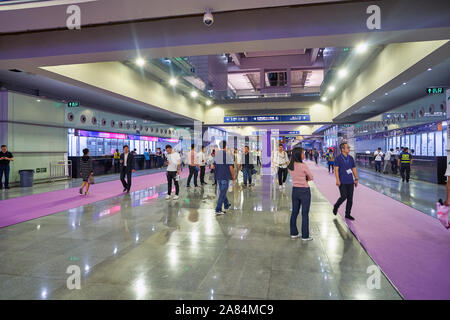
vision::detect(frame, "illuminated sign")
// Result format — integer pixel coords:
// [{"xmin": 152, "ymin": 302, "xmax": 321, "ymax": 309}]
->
[
  {"xmin": 426, "ymin": 87, "xmax": 445, "ymax": 94},
  {"xmin": 224, "ymin": 115, "xmax": 310, "ymax": 123},
  {"xmin": 77, "ymin": 130, "xmax": 126, "ymax": 139},
  {"xmin": 67, "ymin": 101, "xmax": 80, "ymax": 107},
  {"xmin": 159, "ymin": 138, "xmax": 179, "ymax": 143},
  {"xmin": 127, "ymin": 134, "xmax": 158, "ymax": 142}
]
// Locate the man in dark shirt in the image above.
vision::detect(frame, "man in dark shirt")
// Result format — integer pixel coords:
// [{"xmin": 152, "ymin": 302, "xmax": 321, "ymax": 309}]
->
[
  {"xmin": 241, "ymin": 146, "xmax": 254, "ymax": 187},
  {"xmin": 211, "ymin": 141, "xmax": 234, "ymax": 215},
  {"xmin": 0, "ymin": 145, "xmax": 14, "ymax": 189},
  {"xmin": 120, "ymin": 145, "xmax": 135, "ymax": 193},
  {"xmin": 398, "ymin": 147, "xmax": 413, "ymax": 183},
  {"xmin": 333, "ymin": 142, "xmax": 358, "ymax": 221}
]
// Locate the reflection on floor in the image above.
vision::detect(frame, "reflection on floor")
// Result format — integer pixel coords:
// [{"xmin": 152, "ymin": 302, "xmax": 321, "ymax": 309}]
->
[
  {"xmin": 0, "ymin": 171, "xmax": 402, "ymax": 300},
  {"xmin": 0, "ymin": 168, "xmax": 168, "ymax": 201}
]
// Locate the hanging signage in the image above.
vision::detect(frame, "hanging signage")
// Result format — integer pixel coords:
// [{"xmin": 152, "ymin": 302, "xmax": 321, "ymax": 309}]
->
[
  {"xmin": 127, "ymin": 134, "xmax": 158, "ymax": 142},
  {"xmin": 224, "ymin": 114, "xmax": 310, "ymax": 123},
  {"xmin": 67, "ymin": 101, "xmax": 80, "ymax": 107},
  {"xmin": 426, "ymin": 87, "xmax": 445, "ymax": 94}
]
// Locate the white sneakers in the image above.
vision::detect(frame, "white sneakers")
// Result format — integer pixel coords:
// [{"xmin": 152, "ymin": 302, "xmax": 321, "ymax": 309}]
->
[
  {"xmin": 302, "ymin": 237, "xmax": 313, "ymax": 241},
  {"xmin": 290, "ymin": 234, "xmax": 301, "ymax": 239},
  {"xmin": 290, "ymin": 234, "xmax": 313, "ymax": 241},
  {"xmin": 165, "ymin": 195, "xmax": 171, "ymax": 200},
  {"xmin": 166, "ymin": 195, "xmax": 179, "ymax": 200}
]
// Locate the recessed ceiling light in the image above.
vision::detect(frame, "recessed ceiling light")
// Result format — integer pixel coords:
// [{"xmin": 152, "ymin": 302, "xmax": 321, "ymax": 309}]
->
[
  {"xmin": 385, "ymin": 92, "xmax": 388, "ymax": 95},
  {"xmin": 427, "ymin": 68, "xmax": 432, "ymax": 71},
  {"xmin": 329, "ymin": 86, "xmax": 335, "ymax": 92},
  {"xmin": 402, "ymin": 82, "xmax": 407, "ymax": 85},
  {"xmin": 321, "ymin": 97, "xmax": 327, "ymax": 102},
  {"xmin": 372, "ymin": 100, "xmax": 375, "ymax": 102},
  {"xmin": 338, "ymin": 69, "xmax": 347, "ymax": 78},
  {"xmin": 190, "ymin": 91, "xmax": 198, "ymax": 98},
  {"xmin": 206, "ymin": 100, "xmax": 212, "ymax": 106},
  {"xmin": 169, "ymin": 78, "xmax": 177, "ymax": 86},
  {"xmin": 355, "ymin": 43, "xmax": 368, "ymax": 54},
  {"xmin": 135, "ymin": 58, "xmax": 145, "ymax": 66}
]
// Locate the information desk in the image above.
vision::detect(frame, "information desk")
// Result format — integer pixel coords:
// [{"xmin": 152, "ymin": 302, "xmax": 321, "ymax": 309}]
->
[
  {"xmin": 355, "ymin": 153, "xmax": 446, "ymax": 184},
  {"xmin": 69, "ymin": 154, "xmax": 164, "ymax": 178}
]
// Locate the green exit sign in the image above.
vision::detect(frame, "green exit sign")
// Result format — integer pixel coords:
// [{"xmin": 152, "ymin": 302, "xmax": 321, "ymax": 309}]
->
[
  {"xmin": 426, "ymin": 87, "xmax": 444, "ymax": 94},
  {"xmin": 67, "ymin": 101, "xmax": 80, "ymax": 107}
]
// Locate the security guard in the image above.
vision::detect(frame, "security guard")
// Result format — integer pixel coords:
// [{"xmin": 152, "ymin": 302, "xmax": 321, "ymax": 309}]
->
[{"xmin": 398, "ymin": 146, "xmax": 413, "ymax": 183}]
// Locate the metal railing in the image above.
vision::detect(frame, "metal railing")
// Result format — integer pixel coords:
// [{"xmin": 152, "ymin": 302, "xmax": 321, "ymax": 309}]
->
[{"xmin": 49, "ymin": 160, "xmax": 72, "ymax": 182}]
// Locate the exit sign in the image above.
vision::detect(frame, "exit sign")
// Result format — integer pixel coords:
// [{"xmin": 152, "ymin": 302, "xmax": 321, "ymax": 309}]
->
[
  {"xmin": 67, "ymin": 101, "xmax": 80, "ymax": 107},
  {"xmin": 426, "ymin": 87, "xmax": 444, "ymax": 94}
]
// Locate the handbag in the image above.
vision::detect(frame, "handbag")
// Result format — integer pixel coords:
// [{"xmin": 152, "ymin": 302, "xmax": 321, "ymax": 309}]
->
[{"xmin": 88, "ymin": 174, "xmax": 95, "ymax": 184}]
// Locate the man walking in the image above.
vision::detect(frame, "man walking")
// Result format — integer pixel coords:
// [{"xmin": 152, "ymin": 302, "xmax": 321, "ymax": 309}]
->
[
  {"xmin": 241, "ymin": 146, "xmax": 254, "ymax": 187},
  {"xmin": 0, "ymin": 145, "xmax": 14, "ymax": 189},
  {"xmin": 272, "ymin": 143, "xmax": 289, "ymax": 189},
  {"xmin": 384, "ymin": 148, "xmax": 393, "ymax": 174},
  {"xmin": 333, "ymin": 142, "xmax": 358, "ymax": 221},
  {"xmin": 120, "ymin": 145, "xmax": 135, "ymax": 193},
  {"xmin": 398, "ymin": 147, "xmax": 413, "ymax": 183},
  {"xmin": 211, "ymin": 141, "xmax": 234, "ymax": 215},
  {"xmin": 373, "ymin": 147, "xmax": 384, "ymax": 173},
  {"xmin": 199, "ymin": 146, "xmax": 208, "ymax": 185},
  {"xmin": 186, "ymin": 144, "xmax": 199, "ymax": 188},
  {"xmin": 165, "ymin": 145, "xmax": 181, "ymax": 200}
]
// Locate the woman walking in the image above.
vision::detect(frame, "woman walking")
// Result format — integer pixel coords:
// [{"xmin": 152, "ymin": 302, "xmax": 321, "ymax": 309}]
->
[
  {"xmin": 79, "ymin": 148, "xmax": 94, "ymax": 196},
  {"xmin": 288, "ymin": 147, "xmax": 313, "ymax": 241}
]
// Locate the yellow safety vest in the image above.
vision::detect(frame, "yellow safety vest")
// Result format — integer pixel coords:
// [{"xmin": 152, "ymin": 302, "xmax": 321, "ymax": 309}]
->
[
  {"xmin": 114, "ymin": 152, "xmax": 121, "ymax": 159},
  {"xmin": 400, "ymin": 153, "xmax": 411, "ymax": 164}
]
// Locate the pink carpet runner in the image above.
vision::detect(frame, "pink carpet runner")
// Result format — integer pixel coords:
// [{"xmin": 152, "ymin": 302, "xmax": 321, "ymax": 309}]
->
[
  {"xmin": 307, "ymin": 161, "xmax": 450, "ymax": 300},
  {"xmin": 0, "ymin": 169, "xmax": 192, "ymax": 228}
]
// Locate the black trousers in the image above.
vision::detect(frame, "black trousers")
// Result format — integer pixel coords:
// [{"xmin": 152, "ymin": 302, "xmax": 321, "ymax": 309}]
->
[
  {"xmin": 114, "ymin": 159, "xmax": 120, "ymax": 173},
  {"xmin": 400, "ymin": 164, "xmax": 411, "ymax": 181},
  {"xmin": 187, "ymin": 165, "xmax": 198, "ymax": 187},
  {"xmin": 334, "ymin": 183, "xmax": 354, "ymax": 215},
  {"xmin": 257, "ymin": 156, "xmax": 261, "ymax": 166},
  {"xmin": 314, "ymin": 156, "xmax": 318, "ymax": 164},
  {"xmin": 120, "ymin": 167, "xmax": 132, "ymax": 190},
  {"xmin": 278, "ymin": 167, "xmax": 288, "ymax": 185},
  {"xmin": 391, "ymin": 160, "xmax": 398, "ymax": 174},
  {"xmin": 200, "ymin": 166, "xmax": 206, "ymax": 184},
  {"xmin": 167, "ymin": 171, "xmax": 179, "ymax": 195}
]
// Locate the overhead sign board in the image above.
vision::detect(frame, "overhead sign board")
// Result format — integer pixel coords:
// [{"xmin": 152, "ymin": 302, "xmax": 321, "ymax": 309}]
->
[
  {"xmin": 426, "ymin": 87, "xmax": 445, "ymax": 94},
  {"xmin": 67, "ymin": 101, "xmax": 80, "ymax": 107},
  {"xmin": 224, "ymin": 115, "xmax": 310, "ymax": 123}
]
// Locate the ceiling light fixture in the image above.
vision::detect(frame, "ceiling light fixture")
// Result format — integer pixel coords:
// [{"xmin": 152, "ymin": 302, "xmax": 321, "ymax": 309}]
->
[
  {"xmin": 427, "ymin": 68, "xmax": 432, "ymax": 71},
  {"xmin": 135, "ymin": 58, "xmax": 145, "ymax": 66},
  {"xmin": 206, "ymin": 100, "xmax": 212, "ymax": 106},
  {"xmin": 338, "ymin": 69, "xmax": 347, "ymax": 78},
  {"xmin": 190, "ymin": 91, "xmax": 198, "ymax": 98},
  {"xmin": 355, "ymin": 43, "xmax": 368, "ymax": 54},
  {"xmin": 321, "ymin": 97, "xmax": 327, "ymax": 102},
  {"xmin": 169, "ymin": 78, "xmax": 177, "ymax": 86},
  {"xmin": 329, "ymin": 85, "xmax": 335, "ymax": 92}
]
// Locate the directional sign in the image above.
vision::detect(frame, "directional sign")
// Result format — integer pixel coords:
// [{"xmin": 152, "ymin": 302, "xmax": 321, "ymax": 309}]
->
[
  {"xmin": 224, "ymin": 115, "xmax": 310, "ymax": 123},
  {"xmin": 426, "ymin": 87, "xmax": 444, "ymax": 94}
]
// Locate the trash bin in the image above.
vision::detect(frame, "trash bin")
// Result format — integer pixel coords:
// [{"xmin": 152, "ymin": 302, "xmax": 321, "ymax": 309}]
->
[{"xmin": 19, "ymin": 170, "xmax": 34, "ymax": 187}]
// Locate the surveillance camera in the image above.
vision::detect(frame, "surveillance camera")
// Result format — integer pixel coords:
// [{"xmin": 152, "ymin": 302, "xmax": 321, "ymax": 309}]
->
[{"xmin": 203, "ymin": 8, "xmax": 214, "ymax": 26}]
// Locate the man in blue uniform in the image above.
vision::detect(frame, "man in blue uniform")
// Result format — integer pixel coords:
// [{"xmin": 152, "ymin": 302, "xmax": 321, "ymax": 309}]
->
[{"xmin": 333, "ymin": 142, "xmax": 359, "ymax": 221}]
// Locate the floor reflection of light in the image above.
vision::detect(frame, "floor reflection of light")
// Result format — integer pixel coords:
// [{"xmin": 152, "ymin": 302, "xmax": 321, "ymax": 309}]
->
[
  {"xmin": 190, "ymin": 230, "xmax": 199, "ymax": 243},
  {"xmin": 85, "ymin": 265, "xmax": 90, "ymax": 273},
  {"xmin": 113, "ymin": 247, "xmax": 118, "ymax": 255},
  {"xmin": 37, "ymin": 225, "xmax": 40, "ymax": 230},
  {"xmin": 136, "ymin": 234, "xmax": 140, "ymax": 242},
  {"xmin": 41, "ymin": 289, "xmax": 47, "ymax": 299},
  {"xmin": 134, "ymin": 276, "xmax": 148, "ymax": 299},
  {"xmin": 168, "ymin": 248, "xmax": 178, "ymax": 268},
  {"xmin": 152, "ymin": 225, "xmax": 155, "ymax": 231}
]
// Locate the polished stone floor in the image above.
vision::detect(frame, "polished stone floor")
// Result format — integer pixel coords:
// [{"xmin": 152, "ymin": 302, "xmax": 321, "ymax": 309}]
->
[{"xmin": 0, "ymin": 170, "xmax": 402, "ymax": 300}]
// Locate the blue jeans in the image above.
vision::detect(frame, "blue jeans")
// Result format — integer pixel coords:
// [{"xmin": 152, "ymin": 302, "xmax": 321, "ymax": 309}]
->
[
  {"xmin": 215, "ymin": 180, "xmax": 230, "ymax": 212},
  {"xmin": 290, "ymin": 187, "xmax": 311, "ymax": 238},
  {"xmin": 0, "ymin": 165, "xmax": 10, "ymax": 188},
  {"xmin": 242, "ymin": 166, "xmax": 252, "ymax": 185}
]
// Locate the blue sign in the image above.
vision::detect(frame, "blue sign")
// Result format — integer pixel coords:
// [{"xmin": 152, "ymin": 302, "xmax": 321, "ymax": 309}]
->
[{"xmin": 224, "ymin": 115, "xmax": 310, "ymax": 123}]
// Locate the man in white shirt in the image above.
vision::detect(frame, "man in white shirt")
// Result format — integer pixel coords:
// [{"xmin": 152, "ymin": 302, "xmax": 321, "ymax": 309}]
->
[
  {"xmin": 256, "ymin": 148, "xmax": 262, "ymax": 166},
  {"xmin": 373, "ymin": 147, "xmax": 384, "ymax": 173},
  {"xmin": 383, "ymin": 148, "xmax": 393, "ymax": 174},
  {"xmin": 199, "ymin": 145, "xmax": 208, "ymax": 185},
  {"xmin": 165, "ymin": 145, "xmax": 181, "ymax": 200},
  {"xmin": 186, "ymin": 143, "xmax": 200, "ymax": 188},
  {"xmin": 272, "ymin": 143, "xmax": 290, "ymax": 188}
]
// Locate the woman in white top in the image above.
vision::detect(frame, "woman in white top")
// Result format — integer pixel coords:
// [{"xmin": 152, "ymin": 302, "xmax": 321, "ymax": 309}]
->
[{"xmin": 272, "ymin": 143, "xmax": 290, "ymax": 188}]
